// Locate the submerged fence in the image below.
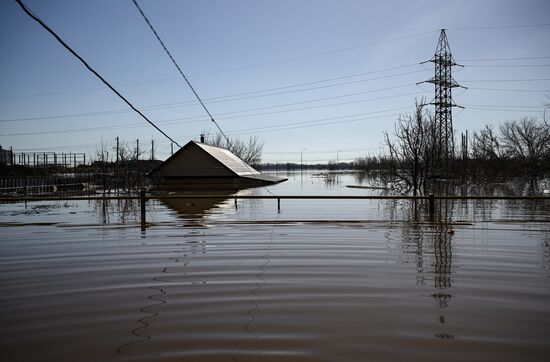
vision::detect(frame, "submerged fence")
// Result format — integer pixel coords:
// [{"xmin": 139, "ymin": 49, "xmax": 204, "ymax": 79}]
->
[
  {"xmin": 0, "ymin": 175, "xmax": 97, "ymax": 196},
  {"xmin": 1, "ymin": 193, "xmax": 548, "ymax": 230}
]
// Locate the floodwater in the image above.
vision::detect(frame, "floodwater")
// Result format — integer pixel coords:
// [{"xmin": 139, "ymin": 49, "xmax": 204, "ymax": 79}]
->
[{"xmin": 1, "ymin": 171, "xmax": 549, "ymax": 361}]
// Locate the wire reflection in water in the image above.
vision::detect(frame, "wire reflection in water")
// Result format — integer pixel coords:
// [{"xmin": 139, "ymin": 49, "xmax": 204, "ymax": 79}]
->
[
  {"xmin": 233, "ymin": 229, "xmax": 274, "ymax": 361},
  {"xmin": 117, "ymin": 229, "xmax": 205, "ymax": 356}
]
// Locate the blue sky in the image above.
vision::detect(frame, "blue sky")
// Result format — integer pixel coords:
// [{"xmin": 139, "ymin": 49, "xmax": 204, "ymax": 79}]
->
[{"xmin": 1, "ymin": 0, "xmax": 549, "ymax": 164}]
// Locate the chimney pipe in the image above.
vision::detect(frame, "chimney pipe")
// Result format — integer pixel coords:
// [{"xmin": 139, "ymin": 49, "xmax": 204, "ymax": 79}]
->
[{"xmin": 200, "ymin": 133, "xmax": 205, "ymax": 143}]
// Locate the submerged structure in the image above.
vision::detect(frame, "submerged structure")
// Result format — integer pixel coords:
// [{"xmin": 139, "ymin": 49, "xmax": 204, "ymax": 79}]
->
[{"xmin": 148, "ymin": 140, "xmax": 286, "ymax": 190}]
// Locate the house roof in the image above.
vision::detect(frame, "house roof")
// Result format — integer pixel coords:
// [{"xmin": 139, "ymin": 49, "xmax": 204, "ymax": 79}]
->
[
  {"xmin": 193, "ymin": 142, "xmax": 260, "ymax": 176},
  {"xmin": 149, "ymin": 140, "xmax": 286, "ymax": 184}
]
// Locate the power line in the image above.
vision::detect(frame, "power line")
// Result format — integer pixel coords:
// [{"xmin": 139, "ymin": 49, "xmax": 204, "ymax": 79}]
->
[
  {"xmin": 0, "ymin": 62, "xmax": 422, "ymax": 102},
  {"xmin": 463, "ymin": 104, "xmax": 543, "ymax": 108},
  {"xmin": 2, "ymin": 83, "xmax": 544, "ymax": 135},
  {"xmin": 7, "ymin": 111, "xmax": 405, "ymax": 154},
  {"xmin": 194, "ymin": 70, "xmax": 427, "ymax": 106},
  {"xmin": 210, "ymin": 91, "xmax": 425, "ymax": 121},
  {"xmin": 0, "ymin": 66, "xmax": 426, "ymax": 123},
  {"xmin": 14, "ymin": 0, "xmax": 181, "ymax": 147},
  {"xmin": 264, "ymin": 147, "xmax": 377, "ymax": 154},
  {"xmin": 11, "ymin": 86, "xmax": 548, "ymax": 138},
  {"xmin": 214, "ymin": 108, "xmax": 412, "ymax": 135},
  {"xmin": 132, "ymin": 0, "xmax": 231, "ymax": 145},
  {"xmin": 172, "ymin": 67, "xmax": 425, "ymax": 106},
  {"xmin": 3, "ymin": 54, "xmax": 548, "ymax": 101},
  {"xmin": 182, "ymin": 24, "xmax": 548, "ymax": 77},
  {"xmin": 463, "ymin": 64, "xmax": 550, "ymax": 68},
  {"xmin": 0, "ymin": 76, "xmax": 179, "ymax": 100},
  {"xmin": 2, "ymin": 104, "xmax": 413, "ymax": 137},
  {"xmin": 206, "ymin": 113, "xmax": 405, "ymax": 138},
  {"xmin": 448, "ymin": 23, "xmax": 550, "ymax": 31},
  {"xmin": 0, "ymin": 118, "xmax": 200, "ymax": 136},
  {"xmin": 457, "ymin": 56, "xmax": 550, "ymax": 62},
  {"xmin": 2, "ymin": 92, "xmax": 419, "ymax": 136},
  {"xmin": 1, "ymin": 75, "xmax": 423, "ymax": 123},
  {"xmin": 468, "ymin": 87, "xmax": 550, "ymax": 93},
  {"xmin": 14, "ymin": 141, "xmax": 114, "ymax": 152},
  {"xmin": 467, "ymin": 106, "xmax": 543, "ymax": 112},
  {"xmin": 185, "ymin": 31, "xmax": 438, "ymax": 77},
  {"xmin": 461, "ymin": 78, "xmax": 550, "ymax": 83}
]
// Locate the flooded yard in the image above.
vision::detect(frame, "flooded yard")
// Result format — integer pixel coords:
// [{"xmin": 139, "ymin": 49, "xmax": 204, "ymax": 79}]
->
[{"xmin": 1, "ymin": 171, "xmax": 549, "ymax": 361}]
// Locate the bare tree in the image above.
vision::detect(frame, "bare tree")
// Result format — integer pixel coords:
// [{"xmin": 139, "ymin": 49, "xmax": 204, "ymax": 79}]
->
[
  {"xmin": 94, "ymin": 139, "xmax": 110, "ymax": 164},
  {"xmin": 202, "ymin": 134, "xmax": 264, "ymax": 167},
  {"xmin": 114, "ymin": 140, "xmax": 132, "ymax": 164},
  {"xmin": 382, "ymin": 100, "xmax": 434, "ymax": 195},
  {"xmin": 470, "ymin": 125, "xmax": 501, "ymax": 160},
  {"xmin": 499, "ymin": 117, "xmax": 550, "ymax": 161}
]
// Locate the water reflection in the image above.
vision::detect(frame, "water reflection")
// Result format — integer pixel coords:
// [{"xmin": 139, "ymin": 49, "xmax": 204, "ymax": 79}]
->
[
  {"xmin": 382, "ymin": 199, "xmax": 455, "ymax": 339},
  {"xmin": 544, "ymin": 238, "xmax": 550, "ymax": 277},
  {"xmin": 94, "ymin": 197, "xmax": 140, "ymax": 225},
  {"xmin": 353, "ymin": 171, "xmax": 549, "ymax": 196},
  {"xmin": 118, "ymin": 230, "xmax": 207, "ymax": 356},
  {"xmin": 311, "ymin": 172, "xmax": 343, "ymax": 189},
  {"xmin": 233, "ymin": 229, "xmax": 274, "ymax": 361},
  {"xmin": 116, "ymin": 283, "xmax": 166, "ymax": 357},
  {"xmin": 161, "ymin": 190, "xmax": 235, "ymax": 225},
  {"xmin": 87, "ymin": 172, "xmax": 550, "ymax": 353},
  {"xmin": 432, "ymin": 219, "xmax": 454, "ymax": 339}
]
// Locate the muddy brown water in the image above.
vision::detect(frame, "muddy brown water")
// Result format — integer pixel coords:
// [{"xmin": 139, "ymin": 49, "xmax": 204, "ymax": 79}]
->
[{"xmin": 1, "ymin": 172, "xmax": 549, "ymax": 361}]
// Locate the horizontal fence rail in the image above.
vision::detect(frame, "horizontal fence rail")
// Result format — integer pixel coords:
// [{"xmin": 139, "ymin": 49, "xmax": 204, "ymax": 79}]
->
[
  {"xmin": 1, "ymin": 193, "xmax": 548, "ymax": 231},
  {"xmin": 1, "ymin": 195, "xmax": 549, "ymax": 201}
]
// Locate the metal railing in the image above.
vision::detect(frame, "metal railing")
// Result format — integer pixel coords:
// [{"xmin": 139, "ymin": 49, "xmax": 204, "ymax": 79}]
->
[{"xmin": 1, "ymin": 192, "xmax": 548, "ymax": 230}]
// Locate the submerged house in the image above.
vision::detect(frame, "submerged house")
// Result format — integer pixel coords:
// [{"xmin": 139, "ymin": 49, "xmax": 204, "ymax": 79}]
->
[{"xmin": 148, "ymin": 140, "xmax": 286, "ymax": 190}]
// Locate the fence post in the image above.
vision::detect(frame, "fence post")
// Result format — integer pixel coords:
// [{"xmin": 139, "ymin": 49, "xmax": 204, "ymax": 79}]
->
[
  {"xmin": 278, "ymin": 198, "xmax": 281, "ymax": 213},
  {"xmin": 234, "ymin": 197, "xmax": 238, "ymax": 209},
  {"xmin": 140, "ymin": 190, "xmax": 146, "ymax": 231},
  {"xmin": 428, "ymin": 194, "xmax": 435, "ymax": 216}
]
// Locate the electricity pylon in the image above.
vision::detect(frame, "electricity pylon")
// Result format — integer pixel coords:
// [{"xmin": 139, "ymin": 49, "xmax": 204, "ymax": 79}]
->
[{"xmin": 418, "ymin": 29, "xmax": 465, "ymax": 168}]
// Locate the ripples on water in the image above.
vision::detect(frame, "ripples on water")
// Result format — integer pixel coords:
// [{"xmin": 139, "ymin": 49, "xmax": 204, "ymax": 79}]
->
[{"xmin": 1, "ymin": 172, "xmax": 549, "ymax": 361}]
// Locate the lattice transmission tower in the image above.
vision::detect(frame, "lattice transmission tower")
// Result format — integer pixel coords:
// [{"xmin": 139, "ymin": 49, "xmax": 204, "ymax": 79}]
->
[{"xmin": 418, "ymin": 29, "xmax": 465, "ymax": 165}]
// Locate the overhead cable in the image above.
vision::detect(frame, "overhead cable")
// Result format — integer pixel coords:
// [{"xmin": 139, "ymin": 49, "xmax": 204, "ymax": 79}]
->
[
  {"xmin": 14, "ymin": 0, "xmax": 181, "ymax": 147},
  {"xmin": 132, "ymin": 0, "xmax": 231, "ymax": 145},
  {"xmin": 3, "ymin": 54, "xmax": 548, "ymax": 100},
  {"xmin": 461, "ymin": 78, "xmax": 550, "ymax": 82},
  {"xmin": 448, "ymin": 23, "xmax": 550, "ymax": 31},
  {"xmin": 457, "ymin": 56, "xmax": 550, "ymax": 62},
  {"xmin": 1, "ymin": 104, "xmax": 414, "ymax": 137},
  {"xmin": 1, "ymin": 76, "xmax": 423, "ymax": 123},
  {"xmin": 0, "ymin": 62, "xmax": 421, "ymax": 101}
]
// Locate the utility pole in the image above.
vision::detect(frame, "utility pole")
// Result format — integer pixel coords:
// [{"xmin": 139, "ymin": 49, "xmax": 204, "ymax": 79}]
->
[
  {"xmin": 300, "ymin": 148, "xmax": 307, "ymax": 172},
  {"xmin": 116, "ymin": 137, "xmax": 119, "ymax": 163},
  {"xmin": 136, "ymin": 139, "xmax": 139, "ymax": 160},
  {"xmin": 171, "ymin": 142, "xmax": 174, "ymax": 155},
  {"xmin": 116, "ymin": 136, "xmax": 119, "ymax": 163},
  {"xmin": 418, "ymin": 29, "xmax": 465, "ymax": 169},
  {"xmin": 151, "ymin": 139, "xmax": 154, "ymax": 161}
]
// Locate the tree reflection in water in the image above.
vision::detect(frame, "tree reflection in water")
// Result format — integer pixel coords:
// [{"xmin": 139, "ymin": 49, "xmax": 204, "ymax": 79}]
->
[{"xmin": 94, "ymin": 198, "xmax": 141, "ymax": 225}]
